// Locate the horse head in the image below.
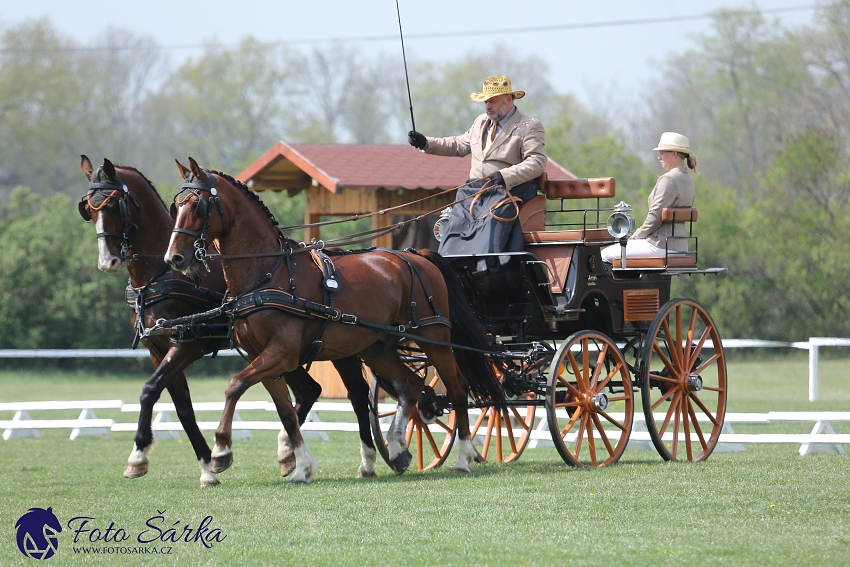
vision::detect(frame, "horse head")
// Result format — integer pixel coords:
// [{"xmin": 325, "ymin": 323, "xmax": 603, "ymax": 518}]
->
[
  {"xmin": 79, "ymin": 155, "xmax": 140, "ymax": 272},
  {"xmin": 166, "ymin": 157, "xmax": 225, "ymax": 275}
]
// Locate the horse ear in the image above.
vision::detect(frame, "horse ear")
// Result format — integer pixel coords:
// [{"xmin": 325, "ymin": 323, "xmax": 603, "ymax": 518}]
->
[
  {"xmin": 175, "ymin": 159, "xmax": 191, "ymax": 180},
  {"xmin": 169, "ymin": 202, "xmax": 178, "ymax": 221},
  {"xmin": 80, "ymin": 155, "xmax": 94, "ymax": 181},
  {"xmin": 188, "ymin": 157, "xmax": 204, "ymax": 179},
  {"xmin": 103, "ymin": 158, "xmax": 117, "ymax": 181}
]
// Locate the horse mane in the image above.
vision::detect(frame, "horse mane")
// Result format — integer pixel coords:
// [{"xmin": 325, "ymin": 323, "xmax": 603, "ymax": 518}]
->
[
  {"xmin": 211, "ymin": 170, "xmax": 280, "ymax": 228},
  {"xmin": 115, "ymin": 164, "xmax": 168, "ymax": 211}
]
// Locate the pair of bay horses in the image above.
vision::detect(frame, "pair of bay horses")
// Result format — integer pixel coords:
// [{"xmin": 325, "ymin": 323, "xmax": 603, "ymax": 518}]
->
[{"xmin": 79, "ymin": 155, "xmax": 504, "ymax": 485}]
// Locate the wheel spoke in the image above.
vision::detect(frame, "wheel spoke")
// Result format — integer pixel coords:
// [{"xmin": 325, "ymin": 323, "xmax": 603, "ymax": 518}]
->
[
  {"xmin": 590, "ymin": 344, "xmax": 608, "ymax": 388},
  {"xmin": 649, "ymin": 373, "xmax": 678, "ymax": 385},
  {"xmin": 377, "ymin": 410, "xmax": 395, "ymax": 419},
  {"xmin": 591, "ymin": 413, "xmax": 615, "ymax": 456},
  {"xmin": 686, "ymin": 396, "xmax": 708, "ymax": 451},
  {"xmin": 416, "ymin": 426, "xmax": 424, "ymax": 469},
  {"xmin": 688, "ymin": 326, "xmax": 710, "ymax": 370},
  {"xmin": 686, "ymin": 307, "xmax": 698, "ymax": 348},
  {"xmin": 557, "ymin": 376, "xmax": 582, "ymax": 398},
  {"xmin": 572, "ymin": 413, "xmax": 587, "ymax": 457},
  {"xmin": 582, "ymin": 340, "xmax": 591, "ymax": 390},
  {"xmin": 691, "ymin": 393, "xmax": 720, "ymax": 427},
  {"xmin": 584, "ymin": 414, "xmax": 598, "ymax": 466},
  {"xmin": 675, "ymin": 305, "xmax": 684, "ymax": 367},
  {"xmin": 651, "ymin": 388, "xmax": 676, "ymax": 411},
  {"xmin": 405, "ymin": 420, "xmax": 414, "ymax": 446},
  {"xmin": 495, "ymin": 410, "xmax": 504, "ymax": 461},
  {"xmin": 682, "ymin": 398, "xmax": 693, "ymax": 461},
  {"xmin": 661, "ymin": 319, "xmax": 682, "ymax": 370},
  {"xmin": 658, "ymin": 391, "xmax": 681, "ymax": 436},
  {"xmin": 598, "ymin": 409, "xmax": 627, "ymax": 431},
  {"xmin": 605, "ymin": 395, "xmax": 630, "ymax": 403},
  {"xmin": 561, "ymin": 408, "xmax": 582, "ymax": 437},
  {"xmin": 470, "ymin": 408, "xmax": 488, "ymax": 436},
  {"xmin": 694, "ymin": 352, "xmax": 722, "ymax": 375},
  {"xmin": 651, "ymin": 339, "xmax": 677, "ymax": 376},
  {"xmin": 567, "ymin": 351, "xmax": 585, "ymax": 392},
  {"xmin": 502, "ymin": 410, "xmax": 519, "ymax": 454},
  {"xmin": 597, "ymin": 364, "xmax": 620, "ymax": 392},
  {"xmin": 509, "ymin": 406, "xmax": 532, "ymax": 432},
  {"xmin": 423, "ymin": 425, "xmax": 441, "ymax": 456},
  {"xmin": 434, "ymin": 418, "xmax": 452, "ymax": 433},
  {"xmin": 670, "ymin": 395, "xmax": 682, "ymax": 459}
]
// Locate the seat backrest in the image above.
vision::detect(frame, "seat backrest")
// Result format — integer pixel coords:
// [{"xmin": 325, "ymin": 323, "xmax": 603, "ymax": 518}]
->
[
  {"xmin": 518, "ymin": 195, "xmax": 546, "ymax": 232},
  {"xmin": 661, "ymin": 207, "xmax": 698, "ymax": 222},
  {"xmin": 544, "ymin": 177, "xmax": 615, "ymax": 200}
]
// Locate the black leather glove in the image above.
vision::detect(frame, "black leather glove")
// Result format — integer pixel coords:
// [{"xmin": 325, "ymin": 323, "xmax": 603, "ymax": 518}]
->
[
  {"xmin": 408, "ymin": 130, "xmax": 427, "ymax": 150},
  {"xmin": 489, "ymin": 170, "xmax": 505, "ymax": 187}
]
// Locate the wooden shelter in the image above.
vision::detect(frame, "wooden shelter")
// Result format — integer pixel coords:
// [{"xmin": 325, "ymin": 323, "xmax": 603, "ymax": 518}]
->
[
  {"xmin": 237, "ymin": 142, "xmax": 576, "ymax": 397},
  {"xmin": 238, "ymin": 142, "xmax": 575, "ymax": 249}
]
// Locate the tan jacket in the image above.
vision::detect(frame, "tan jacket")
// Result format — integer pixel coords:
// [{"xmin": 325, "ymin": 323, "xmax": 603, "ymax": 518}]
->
[
  {"xmin": 631, "ymin": 166, "xmax": 695, "ymax": 251},
  {"xmin": 424, "ymin": 107, "xmax": 547, "ymax": 189}
]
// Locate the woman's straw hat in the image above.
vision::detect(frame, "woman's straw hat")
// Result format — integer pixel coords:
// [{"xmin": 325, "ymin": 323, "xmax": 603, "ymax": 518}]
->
[
  {"xmin": 470, "ymin": 75, "xmax": 525, "ymax": 102},
  {"xmin": 653, "ymin": 132, "xmax": 691, "ymax": 154}
]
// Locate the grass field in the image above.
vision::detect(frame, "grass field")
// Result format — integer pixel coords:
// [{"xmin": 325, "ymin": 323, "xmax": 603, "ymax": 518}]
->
[{"xmin": 1, "ymin": 356, "xmax": 849, "ymax": 566}]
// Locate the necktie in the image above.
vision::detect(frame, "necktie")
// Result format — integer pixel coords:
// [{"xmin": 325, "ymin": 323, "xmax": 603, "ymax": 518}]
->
[{"xmin": 490, "ymin": 120, "xmax": 499, "ymax": 142}]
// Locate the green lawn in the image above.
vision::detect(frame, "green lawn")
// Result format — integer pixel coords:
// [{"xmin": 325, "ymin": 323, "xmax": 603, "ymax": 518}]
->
[{"xmin": 0, "ymin": 357, "xmax": 848, "ymax": 566}]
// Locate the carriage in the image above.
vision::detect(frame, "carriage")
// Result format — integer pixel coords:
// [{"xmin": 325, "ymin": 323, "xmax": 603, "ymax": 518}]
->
[{"xmin": 369, "ymin": 174, "xmax": 728, "ymax": 470}]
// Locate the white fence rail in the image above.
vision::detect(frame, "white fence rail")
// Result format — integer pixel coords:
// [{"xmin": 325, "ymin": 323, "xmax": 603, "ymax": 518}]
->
[
  {"xmin": 2, "ymin": 337, "xmax": 848, "ymax": 401},
  {"xmin": 1, "ymin": 400, "xmax": 847, "ymax": 456}
]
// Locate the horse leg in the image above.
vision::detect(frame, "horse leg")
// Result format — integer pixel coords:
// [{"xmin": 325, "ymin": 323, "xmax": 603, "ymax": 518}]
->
[
  {"xmin": 420, "ymin": 343, "xmax": 478, "ymax": 473},
  {"xmin": 213, "ymin": 348, "xmax": 316, "ymax": 483},
  {"xmin": 332, "ymin": 356, "xmax": 376, "ymax": 478},
  {"xmin": 167, "ymin": 374, "xmax": 219, "ymax": 487},
  {"xmin": 262, "ymin": 374, "xmax": 310, "ymax": 477},
  {"xmin": 361, "ymin": 348, "xmax": 423, "ymax": 475},
  {"xmin": 126, "ymin": 341, "xmax": 207, "ymax": 480}
]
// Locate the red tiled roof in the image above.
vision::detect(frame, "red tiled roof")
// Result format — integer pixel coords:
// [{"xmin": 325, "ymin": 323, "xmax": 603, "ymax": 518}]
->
[{"xmin": 238, "ymin": 142, "xmax": 575, "ymax": 193}]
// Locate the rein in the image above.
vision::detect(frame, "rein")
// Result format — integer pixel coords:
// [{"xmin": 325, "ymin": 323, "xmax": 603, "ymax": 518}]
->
[{"xmin": 192, "ymin": 176, "xmax": 502, "ymax": 262}]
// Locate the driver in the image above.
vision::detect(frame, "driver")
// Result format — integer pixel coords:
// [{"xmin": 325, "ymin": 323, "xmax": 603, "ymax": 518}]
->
[
  {"xmin": 602, "ymin": 132, "xmax": 697, "ymax": 263},
  {"xmin": 408, "ymin": 75, "xmax": 547, "ymax": 254}
]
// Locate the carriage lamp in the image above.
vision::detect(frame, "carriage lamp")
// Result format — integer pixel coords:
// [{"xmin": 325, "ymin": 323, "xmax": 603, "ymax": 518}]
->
[
  {"xmin": 607, "ymin": 201, "xmax": 635, "ymax": 268},
  {"xmin": 433, "ymin": 207, "xmax": 452, "ymax": 242}
]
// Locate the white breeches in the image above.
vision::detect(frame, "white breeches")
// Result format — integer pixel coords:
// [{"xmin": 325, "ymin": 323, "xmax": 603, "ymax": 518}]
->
[{"xmin": 601, "ymin": 239, "xmax": 668, "ymax": 263}]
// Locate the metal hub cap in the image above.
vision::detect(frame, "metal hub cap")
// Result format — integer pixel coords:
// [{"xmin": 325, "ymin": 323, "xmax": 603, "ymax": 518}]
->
[
  {"xmin": 687, "ymin": 374, "xmax": 703, "ymax": 392},
  {"xmin": 591, "ymin": 393, "xmax": 609, "ymax": 412}
]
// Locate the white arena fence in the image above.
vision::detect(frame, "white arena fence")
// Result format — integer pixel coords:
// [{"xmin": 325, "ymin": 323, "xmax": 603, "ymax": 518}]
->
[
  {"xmin": 1, "ymin": 339, "xmax": 847, "ymax": 456},
  {"xmin": 1, "ymin": 336, "xmax": 848, "ymax": 401},
  {"xmin": 0, "ymin": 400, "xmax": 847, "ymax": 457}
]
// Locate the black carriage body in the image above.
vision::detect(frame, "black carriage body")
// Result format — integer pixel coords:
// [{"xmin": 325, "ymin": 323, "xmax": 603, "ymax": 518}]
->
[{"xmin": 446, "ymin": 245, "xmax": 671, "ymax": 345}]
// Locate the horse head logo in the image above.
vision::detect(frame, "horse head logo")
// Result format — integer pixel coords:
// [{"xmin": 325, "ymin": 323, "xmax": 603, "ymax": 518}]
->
[{"xmin": 15, "ymin": 507, "xmax": 62, "ymax": 560}]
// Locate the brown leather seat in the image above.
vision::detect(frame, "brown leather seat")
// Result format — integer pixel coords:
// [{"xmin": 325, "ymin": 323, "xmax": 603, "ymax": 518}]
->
[
  {"xmin": 524, "ymin": 228, "xmax": 612, "ymax": 244},
  {"xmin": 518, "ymin": 195, "xmax": 546, "ymax": 232},
  {"xmin": 611, "ymin": 255, "xmax": 697, "ymax": 269}
]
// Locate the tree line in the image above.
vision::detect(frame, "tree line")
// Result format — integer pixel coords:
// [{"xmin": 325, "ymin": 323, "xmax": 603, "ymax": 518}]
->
[{"xmin": 1, "ymin": 3, "xmax": 849, "ymax": 349}]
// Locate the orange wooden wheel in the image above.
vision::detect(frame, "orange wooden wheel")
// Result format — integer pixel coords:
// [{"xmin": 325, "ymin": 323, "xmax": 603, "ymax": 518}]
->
[
  {"xmin": 546, "ymin": 331, "xmax": 634, "ymax": 468},
  {"xmin": 368, "ymin": 350, "xmax": 456, "ymax": 471},
  {"xmin": 469, "ymin": 393, "xmax": 536, "ymax": 464},
  {"xmin": 640, "ymin": 298, "xmax": 727, "ymax": 462}
]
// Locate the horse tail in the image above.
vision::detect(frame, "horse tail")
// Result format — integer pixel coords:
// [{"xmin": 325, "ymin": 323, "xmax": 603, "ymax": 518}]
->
[{"xmin": 418, "ymin": 249, "xmax": 505, "ymax": 407}]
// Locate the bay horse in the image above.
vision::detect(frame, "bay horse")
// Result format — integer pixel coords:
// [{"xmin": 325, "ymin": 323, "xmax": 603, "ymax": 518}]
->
[
  {"xmin": 165, "ymin": 158, "xmax": 503, "ymax": 482},
  {"xmin": 78, "ymin": 156, "xmax": 377, "ymax": 486}
]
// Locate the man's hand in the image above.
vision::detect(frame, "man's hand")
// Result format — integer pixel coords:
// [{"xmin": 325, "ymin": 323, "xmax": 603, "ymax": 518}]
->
[
  {"xmin": 489, "ymin": 170, "xmax": 505, "ymax": 187},
  {"xmin": 408, "ymin": 131, "xmax": 427, "ymax": 150}
]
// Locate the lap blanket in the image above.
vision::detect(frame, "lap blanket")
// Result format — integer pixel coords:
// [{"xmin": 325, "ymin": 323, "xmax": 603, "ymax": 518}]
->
[{"xmin": 438, "ymin": 179, "xmax": 538, "ymax": 255}]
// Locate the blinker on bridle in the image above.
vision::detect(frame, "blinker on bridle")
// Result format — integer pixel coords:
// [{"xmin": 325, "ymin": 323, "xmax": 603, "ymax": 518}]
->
[
  {"xmin": 171, "ymin": 171, "xmax": 224, "ymax": 273},
  {"xmin": 79, "ymin": 167, "xmax": 140, "ymax": 260}
]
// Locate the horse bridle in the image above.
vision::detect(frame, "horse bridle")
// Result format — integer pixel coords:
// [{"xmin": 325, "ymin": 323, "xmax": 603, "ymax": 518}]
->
[
  {"xmin": 171, "ymin": 171, "xmax": 225, "ymax": 272},
  {"xmin": 79, "ymin": 167, "xmax": 140, "ymax": 260}
]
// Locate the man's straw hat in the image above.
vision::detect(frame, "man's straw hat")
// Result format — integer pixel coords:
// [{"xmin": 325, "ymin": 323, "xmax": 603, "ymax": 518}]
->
[
  {"xmin": 470, "ymin": 75, "xmax": 525, "ymax": 102},
  {"xmin": 653, "ymin": 132, "xmax": 691, "ymax": 154}
]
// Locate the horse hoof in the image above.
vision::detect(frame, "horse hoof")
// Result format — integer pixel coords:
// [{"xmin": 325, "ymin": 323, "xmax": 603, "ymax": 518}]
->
[
  {"xmin": 200, "ymin": 477, "xmax": 221, "ymax": 488},
  {"xmin": 279, "ymin": 454, "xmax": 297, "ymax": 477},
  {"xmin": 390, "ymin": 450, "xmax": 412, "ymax": 475},
  {"xmin": 452, "ymin": 466, "xmax": 471, "ymax": 474},
  {"xmin": 356, "ymin": 469, "xmax": 377, "ymax": 479},
  {"xmin": 123, "ymin": 463, "xmax": 148, "ymax": 479},
  {"xmin": 210, "ymin": 454, "xmax": 233, "ymax": 474}
]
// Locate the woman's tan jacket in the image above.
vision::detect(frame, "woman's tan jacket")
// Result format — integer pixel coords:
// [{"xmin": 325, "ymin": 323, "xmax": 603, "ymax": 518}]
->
[
  {"xmin": 424, "ymin": 107, "xmax": 547, "ymax": 189},
  {"xmin": 631, "ymin": 166, "xmax": 695, "ymax": 252}
]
